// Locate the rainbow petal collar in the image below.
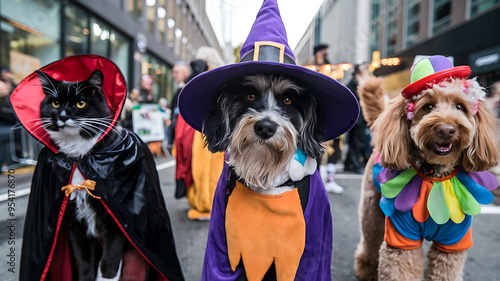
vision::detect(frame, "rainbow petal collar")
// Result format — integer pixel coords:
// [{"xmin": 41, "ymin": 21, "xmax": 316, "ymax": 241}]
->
[{"xmin": 373, "ymin": 163, "xmax": 498, "ymax": 225}]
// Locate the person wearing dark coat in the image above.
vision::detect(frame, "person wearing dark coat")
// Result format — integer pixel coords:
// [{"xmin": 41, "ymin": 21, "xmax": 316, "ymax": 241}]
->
[{"xmin": 344, "ymin": 64, "xmax": 368, "ymax": 174}]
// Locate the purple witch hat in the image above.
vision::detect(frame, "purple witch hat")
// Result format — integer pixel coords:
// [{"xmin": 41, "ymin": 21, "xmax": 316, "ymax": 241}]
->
[{"xmin": 178, "ymin": 0, "xmax": 359, "ymax": 141}]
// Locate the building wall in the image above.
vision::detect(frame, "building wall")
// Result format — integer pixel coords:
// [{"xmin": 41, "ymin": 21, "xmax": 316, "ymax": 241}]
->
[
  {"xmin": 294, "ymin": 0, "xmax": 371, "ymax": 67},
  {"xmin": 0, "ymin": 0, "xmax": 222, "ymax": 102},
  {"xmin": 370, "ymin": 0, "xmax": 500, "ymax": 89}
]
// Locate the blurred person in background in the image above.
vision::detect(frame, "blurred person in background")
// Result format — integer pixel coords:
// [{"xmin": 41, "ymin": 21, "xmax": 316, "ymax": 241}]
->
[
  {"xmin": 344, "ymin": 63, "xmax": 368, "ymax": 174},
  {"xmin": 158, "ymin": 97, "xmax": 172, "ymax": 148},
  {"xmin": 138, "ymin": 74, "xmax": 155, "ymax": 103},
  {"xmin": 168, "ymin": 61, "xmax": 190, "ymax": 146},
  {"xmin": 0, "ymin": 68, "xmax": 18, "ymax": 171},
  {"xmin": 174, "ymin": 59, "xmax": 208, "ymax": 206},
  {"xmin": 184, "ymin": 47, "xmax": 225, "ymax": 220},
  {"xmin": 313, "ymin": 44, "xmax": 343, "ymax": 193},
  {"xmin": 121, "ymin": 88, "xmax": 140, "ymax": 130}
]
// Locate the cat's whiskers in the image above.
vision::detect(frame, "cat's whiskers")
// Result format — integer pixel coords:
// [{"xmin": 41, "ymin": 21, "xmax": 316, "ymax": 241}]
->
[
  {"xmin": 38, "ymin": 72, "xmax": 59, "ymax": 98},
  {"xmin": 41, "ymin": 86, "xmax": 58, "ymax": 98}
]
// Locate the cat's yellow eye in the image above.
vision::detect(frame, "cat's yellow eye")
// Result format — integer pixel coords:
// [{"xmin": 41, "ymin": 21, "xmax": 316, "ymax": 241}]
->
[
  {"xmin": 76, "ymin": 100, "xmax": 87, "ymax": 108},
  {"xmin": 51, "ymin": 101, "xmax": 61, "ymax": 108}
]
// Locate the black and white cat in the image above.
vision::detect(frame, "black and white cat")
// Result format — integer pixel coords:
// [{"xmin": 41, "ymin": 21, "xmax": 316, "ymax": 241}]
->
[{"xmin": 37, "ymin": 69, "xmax": 126, "ymax": 281}]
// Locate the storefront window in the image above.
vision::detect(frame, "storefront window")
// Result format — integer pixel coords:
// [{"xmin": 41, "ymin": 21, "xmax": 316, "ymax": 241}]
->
[
  {"xmin": 0, "ymin": 0, "xmax": 61, "ymax": 82},
  {"xmin": 65, "ymin": 5, "xmax": 89, "ymax": 56},
  {"xmin": 110, "ymin": 31, "xmax": 130, "ymax": 84},
  {"xmin": 90, "ymin": 18, "xmax": 111, "ymax": 57},
  {"xmin": 142, "ymin": 53, "xmax": 172, "ymax": 102}
]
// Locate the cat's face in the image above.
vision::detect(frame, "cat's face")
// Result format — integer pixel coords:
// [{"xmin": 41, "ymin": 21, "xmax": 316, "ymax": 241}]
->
[{"xmin": 37, "ymin": 69, "xmax": 112, "ymax": 157}]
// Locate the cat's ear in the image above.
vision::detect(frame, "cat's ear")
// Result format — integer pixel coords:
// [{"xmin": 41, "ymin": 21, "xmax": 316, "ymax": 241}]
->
[
  {"xmin": 87, "ymin": 69, "xmax": 103, "ymax": 87},
  {"xmin": 36, "ymin": 70, "xmax": 56, "ymax": 88}
]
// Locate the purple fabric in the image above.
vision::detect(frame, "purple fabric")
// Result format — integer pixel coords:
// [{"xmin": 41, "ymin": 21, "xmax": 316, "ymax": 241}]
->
[
  {"xmin": 202, "ymin": 163, "xmax": 333, "ymax": 280},
  {"xmin": 239, "ymin": 0, "xmax": 294, "ymax": 60},
  {"xmin": 462, "ymin": 170, "xmax": 499, "ymax": 191},
  {"xmin": 428, "ymin": 55, "xmax": 454, "ymax": 73},
  {"xmin": 394, "ymin": 175, "xmax": 423, "ymax": 212},
  {"xmin": 376, "ymin": 168, "xmax": 401, "ymax": 185}
]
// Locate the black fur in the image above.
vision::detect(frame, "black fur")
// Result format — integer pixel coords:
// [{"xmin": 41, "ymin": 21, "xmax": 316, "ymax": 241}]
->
[{"xmin": 37, "ymin": 70, "xmax": 128, "ymax": 280}]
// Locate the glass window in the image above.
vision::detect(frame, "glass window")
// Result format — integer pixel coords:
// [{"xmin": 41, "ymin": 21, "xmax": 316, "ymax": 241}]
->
[
  {"xmin": 386, "ymin": 0, "xmax": 399, "ymax": 55},
  {"xmin": 127, "ymin": 0, "xmax": 143, "ymax": 21},
  {"xmin": 65, "ymin": 5, "xmax": 89, "ymax": 56},
  {"xmin": 470, "ymin": 0, "xmax": 500, "ymax": 16},
  {"xmin": 157, "ymin": 0, "xmax": 167, "ymax": 42},
  {"xmin": 110, "ymin": 31, "xmax": 130, "ymax": 85},
  {"xmin": 146, "ymin": 0, "xmax": 156, "ymax": 33},
  {"xmin": 167, "ymin": 0, "xmax": 176, "ymax": 46},
  {"xmin": 90, "ymin": 18, "xmax": 111, "ymax": 57},
  {"xmin": 432, "ymin": 0, "xmax": 451, "ymax": 34},
  {"xmin": 369, "ymin": 0, "xmax": 380, "ymax": 55},
  {"xmin": 141, "ymin": 53, "xmax": 172, "ymax": 102},
  {"xmin": 0, "ymin": 0, "xmax": 61, "ymax": 82},
  {"xmin": 406, "ymin": 0, "xmax": 420, "ymax": 46}
]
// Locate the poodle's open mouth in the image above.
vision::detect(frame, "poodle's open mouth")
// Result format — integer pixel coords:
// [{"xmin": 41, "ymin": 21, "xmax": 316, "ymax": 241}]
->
[{"xmin": 434, "ymin": 142, "xmax": 453, "ymax": 155}]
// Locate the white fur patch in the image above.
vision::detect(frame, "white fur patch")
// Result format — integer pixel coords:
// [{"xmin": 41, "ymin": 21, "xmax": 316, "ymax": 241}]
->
[
  {"xmin": 70, "ymin": 168, "xmax": 98, "ymax": 238},
  {"xmin": 47, "ymin": 119, "xmax": 100, "ymax": 158},
  {"xmin": 96, "ymin": 259, "xmax": 122, "ymax": 281}
]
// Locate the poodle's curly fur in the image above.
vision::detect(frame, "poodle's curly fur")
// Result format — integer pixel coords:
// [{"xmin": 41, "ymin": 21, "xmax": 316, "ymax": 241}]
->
[{"xmin": 355, "ymin": 77, "xmax": 500, "ymax": 281}]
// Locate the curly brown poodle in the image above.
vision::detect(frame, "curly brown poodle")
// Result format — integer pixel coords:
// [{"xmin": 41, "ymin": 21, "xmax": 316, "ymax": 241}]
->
[{"xmin": 354, "ymin": 77, "xmax": 500, "ymax": 281}]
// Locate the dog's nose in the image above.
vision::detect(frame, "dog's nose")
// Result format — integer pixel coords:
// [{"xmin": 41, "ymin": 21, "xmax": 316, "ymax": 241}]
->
[
  {"xmin": 254, "ymin": 119, "xmax": 278, "ymax": 139},
  {"xmin": 436, "ymin": 124, "xmax": 455, "ymax": 140}
]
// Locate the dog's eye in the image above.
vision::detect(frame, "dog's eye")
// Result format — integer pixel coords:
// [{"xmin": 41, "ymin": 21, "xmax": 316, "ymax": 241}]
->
[
  {"xmin": 283, "ymin": 97, "xmax": 292, "ymax": 105},
  {"xmin": 246, "ymin": 94, "xmax": 256, "ymax": 101},
  {"xmin": 423, "ymin": 104, "xmax": 434, "ymax": 111},
  {"xmin": 456, "ymin": 104, "xmax": 465, "ymax": 111}
]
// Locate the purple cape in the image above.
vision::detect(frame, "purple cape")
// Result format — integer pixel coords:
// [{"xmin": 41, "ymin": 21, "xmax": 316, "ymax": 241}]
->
[{"xmin": 202, "ymin": 164, "xmax": 333, "ymax": 280}]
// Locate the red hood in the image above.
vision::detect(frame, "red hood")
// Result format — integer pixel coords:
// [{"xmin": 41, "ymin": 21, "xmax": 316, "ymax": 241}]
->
[{"xmin": 10, "ymin": 55, "xmax": 127, "ymax": 153}]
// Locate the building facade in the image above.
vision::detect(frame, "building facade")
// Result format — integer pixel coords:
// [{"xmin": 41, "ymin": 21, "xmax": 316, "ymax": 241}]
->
[
  {"xmin": 0, "ymin": 0, "xmax": 223, "ymax": 102},
  {"xmin": 370, "ymin": 0, "xmax": 500, "ymax": 92},
  {"xmin": 294, "ymin": 0, "xmax": 371, "ymax": 83}
]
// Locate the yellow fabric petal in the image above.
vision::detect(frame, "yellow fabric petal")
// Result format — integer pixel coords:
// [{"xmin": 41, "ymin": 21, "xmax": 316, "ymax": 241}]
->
[{"xmin": 443, "ymin": 180, "xmax": 465, "ymax": 223}]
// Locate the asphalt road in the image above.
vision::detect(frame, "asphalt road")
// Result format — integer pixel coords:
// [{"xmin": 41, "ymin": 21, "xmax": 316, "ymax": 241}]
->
[{"xmin": 1, "ymin": 158, "xmax": 499, "ymax": 281}]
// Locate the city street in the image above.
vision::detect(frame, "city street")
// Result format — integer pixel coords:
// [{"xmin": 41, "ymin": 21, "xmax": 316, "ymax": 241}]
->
[{"xmin": 1, "ymin": 157, "xmax": 499, "ymax": 281}]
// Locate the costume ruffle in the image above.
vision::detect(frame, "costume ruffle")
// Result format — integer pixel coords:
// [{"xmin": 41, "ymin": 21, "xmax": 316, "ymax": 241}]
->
[{"xmin": 373, "ymin": 163, "xmax": 498, "ymax": 225}]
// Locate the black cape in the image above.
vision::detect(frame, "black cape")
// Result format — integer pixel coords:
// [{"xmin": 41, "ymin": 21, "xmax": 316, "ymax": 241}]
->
[
  {"xmin": 20, "ymin": 129, "xmax": 184, "ymax": 281},
  {"xmin": 10, "ymin": 55, "xmax": 184, "ymax": 281}
]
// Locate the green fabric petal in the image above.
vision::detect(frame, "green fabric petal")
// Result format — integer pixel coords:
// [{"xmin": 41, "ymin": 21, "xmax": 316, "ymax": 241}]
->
[
  {"xmin": 427, "ymin": 181, "xmax": 450, "ymax": 224},
  {"xmin": 451, "ymin": 177, "xmax": 481, "ymax": 215},
  {"xmin": 381, "ymin": 168, "xmax": 417, "ymax": 199}
]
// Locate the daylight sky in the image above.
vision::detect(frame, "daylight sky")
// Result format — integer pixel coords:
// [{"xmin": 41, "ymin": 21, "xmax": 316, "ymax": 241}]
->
[{"xmin": 206, "ymin": 0, "xmax": 324, "ymax": 50}]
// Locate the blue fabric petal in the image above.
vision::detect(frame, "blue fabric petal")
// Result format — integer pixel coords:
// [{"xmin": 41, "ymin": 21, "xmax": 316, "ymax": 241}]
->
[
  {"xmin": 373, "ymin": 163, "xmax": 383, "ymax": 193},
  {"xmin": 379, "ymin": 195, "xmax": 395, "ymax": 217},
  {"xmin": 456, "ymin": 171, "xmax": 494, "ymax": 205},
  {"xmin": 461, "ymin": 170, "xmax": 498, "ymax": 191}
]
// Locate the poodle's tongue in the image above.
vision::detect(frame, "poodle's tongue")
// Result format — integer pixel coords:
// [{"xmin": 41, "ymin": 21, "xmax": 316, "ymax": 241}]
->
[{"xmin": 434, "ymin": 142, "xmax": 453, "ymax": 155}]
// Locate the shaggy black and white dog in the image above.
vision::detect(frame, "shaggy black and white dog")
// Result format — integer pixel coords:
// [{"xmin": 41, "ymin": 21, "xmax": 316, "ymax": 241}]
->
[{"xmin": 202, "ymin": 74, "xmax": 324, "ymax": 191}]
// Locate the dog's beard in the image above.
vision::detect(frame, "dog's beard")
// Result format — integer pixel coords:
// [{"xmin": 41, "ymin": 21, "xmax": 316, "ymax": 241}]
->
[{"xmin": 228, "ymin": 113, "xmax": 297, "ymax": 189}]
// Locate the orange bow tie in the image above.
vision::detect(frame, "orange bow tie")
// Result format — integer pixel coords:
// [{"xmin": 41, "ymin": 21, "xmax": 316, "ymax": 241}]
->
[{"xmin": 61, "ymin": 179, "xmax": 101, "ymax": 199}]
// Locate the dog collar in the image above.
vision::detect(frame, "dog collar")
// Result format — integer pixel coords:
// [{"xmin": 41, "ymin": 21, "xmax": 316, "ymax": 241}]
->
[{"xmin": 373, "ymin": 163, "xmax": 497, "ymax": 225}]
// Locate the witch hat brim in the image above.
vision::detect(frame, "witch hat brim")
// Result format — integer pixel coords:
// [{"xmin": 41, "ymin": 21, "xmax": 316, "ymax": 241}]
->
[
  {"xmin": 179, "ymin": 60, "xmax": 359, "ymax": 141},
  {"xmin": 10, "ymin": 55, "xmax": 127, "ymax": 153}
]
